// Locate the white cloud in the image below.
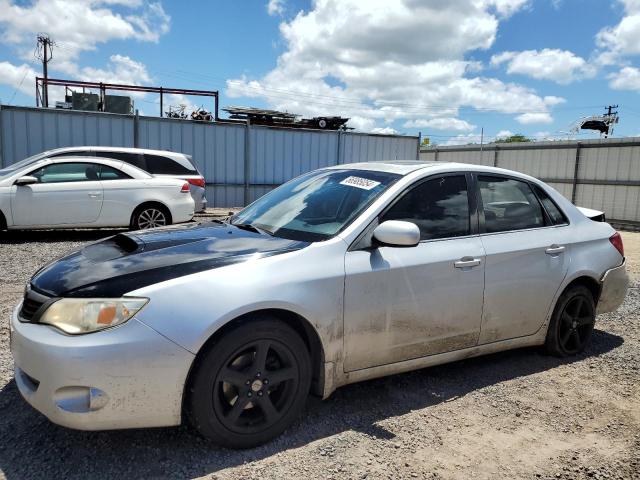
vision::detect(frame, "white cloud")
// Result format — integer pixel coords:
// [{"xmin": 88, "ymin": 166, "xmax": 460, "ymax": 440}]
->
[
  {"xmin": 79, "ymin": 54, "xmax": 151, "ymax": 85},
  {"xmin": 595, "ymin": 0, "xmax": 640, "ymax": 63},
  {"xmin": 0, "ymin": 62, "xmax": 39, "ymax": 100},
  {"xmin": 0, "ymin": 1, "xmax": 169, "ymax": 101},
  {"xmin": 609, "ymin": 66, "xmax": 640, "ymax": 90},
  {"xmin": 443, "ymin": 133, "xmax": 484, "ymax": 146},
  {"xmin": 515, "ymin": 112, "xmax": 553, "ymax": 124},
  {"xmin": 267, "ymin": 0, "xmax": 285, "ymax": 16},
  {"xmin": 484, "ymin": 0, "xmax": 530, "ymax": 17},
  {"xmin": 495, "ymin": 129, "xmax": 514, "ymax": 138},
  {"xmin": 491, "ymin": 48, "xmax": 595, "ymax": 84},
  {"xmin": 226, "ymin": 0, "xmax": 559, "ymax": 132},
  {"xmin": 403, "ymin": 117, "xmax": 476, "ymax": 131},
  {"xmin": 371, "ymin": 127, "xmax": 398, "ymax": 135}
]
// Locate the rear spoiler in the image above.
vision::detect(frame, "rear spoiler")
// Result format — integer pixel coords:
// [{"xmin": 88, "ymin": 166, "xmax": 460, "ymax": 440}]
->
[{"xmin": 577, "ymin": 206, "xmax": 606, "ymax": 222}]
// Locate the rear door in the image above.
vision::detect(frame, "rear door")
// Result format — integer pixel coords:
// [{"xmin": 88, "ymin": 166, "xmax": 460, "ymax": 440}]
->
[
  {"xmin": 475, "ymin": 174, "xmax": 570, "ymax": 344},
  {"xmin": 11, "ymin": 162, "xmax": 103, "ymax": 226},
  {"xmin": 343, "ymin": 174, "xmax": 485, "ymax": 371}
]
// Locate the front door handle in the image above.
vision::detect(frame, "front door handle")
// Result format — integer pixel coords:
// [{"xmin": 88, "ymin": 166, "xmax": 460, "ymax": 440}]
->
[
  {"xmin": 88, "ymin": 192, "xmax": 102, "ymax": 198},
  {"xmin": 545, "ymin": 245, "xmax": 565, "ymax": 255},
  {"xmin": 454, "ymin": 257, "xmax": 482, "ymax": 269}
]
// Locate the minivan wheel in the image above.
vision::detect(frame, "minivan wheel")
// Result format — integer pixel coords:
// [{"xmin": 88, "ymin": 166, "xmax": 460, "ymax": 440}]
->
[
  {"xmin": 131, "ymin": 205, "xmax": 170, "ymax": 230},
  {"xmin": 545, "ymin": 285, "xmax": 596, "ymax": 357},
  {"xmin": 187, "ymin": 317, "xmax": 311, "ymax": 448}
]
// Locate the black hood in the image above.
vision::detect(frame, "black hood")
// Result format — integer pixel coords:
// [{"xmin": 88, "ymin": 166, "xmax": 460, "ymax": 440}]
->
[{"xmin": 30, "ymin": 222, "xmax": 309, "ymax": 297}]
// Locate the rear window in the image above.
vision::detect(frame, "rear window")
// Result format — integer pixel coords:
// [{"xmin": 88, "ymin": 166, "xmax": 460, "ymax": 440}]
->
[{"xmin": 144, "ymin": 154, "xmax": 197, "ymax": 175}]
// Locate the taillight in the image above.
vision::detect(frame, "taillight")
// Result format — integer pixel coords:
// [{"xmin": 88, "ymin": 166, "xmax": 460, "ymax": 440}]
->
[
  {"xmin": 187, "ymin": 177, "xmax": 206, "ymax": 188},
  {"xmin": 180, "ymin": 182, "xmax": 190, "ymax": 193},
  {"xmin": 609, "ymin": 232, "xmax": 624, "ymax": 257}
]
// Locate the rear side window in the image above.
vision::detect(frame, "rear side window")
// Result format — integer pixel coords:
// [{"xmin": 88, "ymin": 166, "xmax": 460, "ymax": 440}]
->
[
  {"xmin": 479, "ymin": 176, "xmax": 545, "ymax": 233},
  {"xmin": 99, "ymin": 165, "xmax": 131, "ymax": 180},
  {"xmin": 382, "ymin": 175, "xmax": 470, "ymax": 240},
  {"xmin": 98, "ymin": 152, "xmax": 146, "ymax": 171},
  {"xmin": 144, "ymin": 154, "xmax": 197, "ymax": 175},
  {"xmin": 533, "ymin": 185, "xmax": 568, "ymax": 225}
]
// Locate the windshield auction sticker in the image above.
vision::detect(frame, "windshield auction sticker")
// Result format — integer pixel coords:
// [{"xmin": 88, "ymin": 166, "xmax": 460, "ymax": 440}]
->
[{"xmin": 340, "ymin": 176, "xmax": 381, "ymax": 190}]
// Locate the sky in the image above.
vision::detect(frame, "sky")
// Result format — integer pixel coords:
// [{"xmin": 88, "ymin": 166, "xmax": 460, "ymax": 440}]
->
[{"xmin": 0, "ymin": 0, "xmax": 639, "ymax": 145}]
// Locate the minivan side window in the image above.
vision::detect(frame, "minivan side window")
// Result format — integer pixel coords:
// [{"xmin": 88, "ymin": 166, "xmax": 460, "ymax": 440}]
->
[
  {"xmin": 98, "ymin": 152, "xmax": 147, "ymax": 171},
  {"xmin": 144, "ymin": 154, "xmax": 197, "ymax": 175},
  {"xmin": 533, "ymin": 185, "xmax": 568, "ymax": 226},
  {"xmin": 479, "ymin": 176, "xmax": 545, "ymax": 233},
  {"xmin": 381, "ymin": 175, "xmax": 470, "ymax": 240},
  {"xmin": 50, "ymin": 151, "xmax": 93, "ymax": 158}
]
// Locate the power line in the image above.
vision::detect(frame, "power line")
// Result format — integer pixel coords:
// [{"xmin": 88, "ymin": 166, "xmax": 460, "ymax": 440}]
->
[{"xmin": 7, "ymin": 68, "xmax": 29, "ymax": 105}]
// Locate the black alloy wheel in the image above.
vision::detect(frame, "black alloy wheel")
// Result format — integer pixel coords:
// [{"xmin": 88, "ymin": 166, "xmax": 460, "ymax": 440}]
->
[
  {"xmin": 187, "ymin": 317, "xmax": 311, "ymax": 448},
  {"xmin": 214, "ymin": 339, "xmax": 299, "ymax": 434},
  {"xmin": 545, "ymin": 285, "xmax": 596, "ymax": 357}
]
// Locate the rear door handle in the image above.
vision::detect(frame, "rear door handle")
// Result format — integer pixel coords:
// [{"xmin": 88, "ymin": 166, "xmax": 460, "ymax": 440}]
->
[
  {"xmin": 88, "ymin": 192, "xmax": 102, "ymax": 198},
  {"xmin": 454, "ymin": 257, "xmax": 482, "ymax": 269},
  {"xmin": 545, "ymin": 245, "xmax": 565, "ymax": 255}
]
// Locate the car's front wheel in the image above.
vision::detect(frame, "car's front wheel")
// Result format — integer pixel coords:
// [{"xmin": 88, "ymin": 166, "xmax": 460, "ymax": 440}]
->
[
  {"xmin": 186, "ymin": 317, "xmax": 312, "ymax": 448},
  {"xmin": 545, "ymin": 285, "xmax": 596, "ymax": 357}
]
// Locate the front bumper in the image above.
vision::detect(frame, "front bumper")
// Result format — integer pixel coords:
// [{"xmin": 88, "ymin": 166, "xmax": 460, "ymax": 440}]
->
[
  {"xmin": 10, "ymin": 303, "xmax": 194, "ymax": 431},
  {"xmin": 597, "ymin": 259, "xmax": 629, "ymax": 314}
]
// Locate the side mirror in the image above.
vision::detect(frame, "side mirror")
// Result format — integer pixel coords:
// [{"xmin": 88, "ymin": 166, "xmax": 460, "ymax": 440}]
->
[
  {"xmin": 15, "ymin": 176, "xmax": 38, "ymax": 186},
  {"xmin": 373, "ymin": 220, "xmax": 420, "ymax": 248}
]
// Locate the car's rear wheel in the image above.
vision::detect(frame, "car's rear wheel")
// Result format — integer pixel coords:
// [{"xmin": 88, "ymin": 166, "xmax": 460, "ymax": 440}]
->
[
  {"xmin": 187, "ymin": 317, "xmax": 311, "ymax": 448},
  {"xmin": 545, "ymin": 285, "xmax": 596, "ymax": 357},
  {"xmin": 130, "ymin": 204, "xmax": 171, "ymax": 230}
]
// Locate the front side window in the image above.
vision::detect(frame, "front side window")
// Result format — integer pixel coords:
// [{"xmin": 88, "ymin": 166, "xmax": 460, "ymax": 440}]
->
[
  {"xmin": 29, "ymin": 162, "xmax": 101, "ymax": 183},
  {"xmin": 381, "ymin": 175, "xmax": 470, "ymax": 240},
  {"xmin": 232, "ymin": 169, "xmax": 400, "ymax": 241},
  {"xmin": 479, "ymin": 176, "xmax": 545, "ymax": 233}
]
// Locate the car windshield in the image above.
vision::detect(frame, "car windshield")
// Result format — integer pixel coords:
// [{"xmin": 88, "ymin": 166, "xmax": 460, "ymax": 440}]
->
[
  {"xmin": 0, "ymin": 151, "xmax": 51, "ymax": 178},
  {"xmin": 231, "ymin": 168, "xmax": 400, "ymax": 242}
]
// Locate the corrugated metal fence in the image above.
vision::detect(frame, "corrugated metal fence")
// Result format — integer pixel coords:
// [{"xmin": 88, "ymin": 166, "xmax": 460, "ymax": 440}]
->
[
  {"xmin": 421, "ymin": 137, "xmax": 640, "ymax": 225},
  {"xmin": 0, "ymin": 105, "xmax": 419, "ymax": 207}
]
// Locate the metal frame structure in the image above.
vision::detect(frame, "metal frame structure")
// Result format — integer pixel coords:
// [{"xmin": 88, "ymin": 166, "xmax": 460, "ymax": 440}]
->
[{"xmin": 36, "ymin": 77, "xmax": 219, "ymax": 120}]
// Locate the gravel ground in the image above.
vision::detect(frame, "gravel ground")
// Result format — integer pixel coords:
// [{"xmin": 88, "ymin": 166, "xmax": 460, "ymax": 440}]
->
[{"xmin": 0, "ymin": 221, "xmax": 638, "ymax": 480}]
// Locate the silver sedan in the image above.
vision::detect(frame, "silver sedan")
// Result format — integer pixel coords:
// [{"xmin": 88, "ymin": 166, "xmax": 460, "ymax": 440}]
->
[{"xmin": 10, "ymin": 161, "xmax": 629, "ymax": 448}]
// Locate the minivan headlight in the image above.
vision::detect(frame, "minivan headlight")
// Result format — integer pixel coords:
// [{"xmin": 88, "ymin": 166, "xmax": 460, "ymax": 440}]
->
[{"xmin": 39, "ymin": 298, "xmax": 149, "ymax": 334}]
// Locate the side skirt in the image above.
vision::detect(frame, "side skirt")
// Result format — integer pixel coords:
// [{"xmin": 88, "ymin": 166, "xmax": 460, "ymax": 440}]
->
[{"xmin": 322, "ymin": 330, "xmax": 547, "ymax": 399}]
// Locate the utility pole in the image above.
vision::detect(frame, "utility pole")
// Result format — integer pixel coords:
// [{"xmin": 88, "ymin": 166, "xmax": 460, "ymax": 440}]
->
[
  {"xmin": 36, "ymin": 35, "xmax": 54, "ymax": 108},
  {"xmin": 604, "ymin": 105, "xmax": 619, "ymax": 138}
]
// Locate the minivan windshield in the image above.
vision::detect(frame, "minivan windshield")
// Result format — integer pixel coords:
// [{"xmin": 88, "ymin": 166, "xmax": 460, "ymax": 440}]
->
[{"xmin": 231, "ymin": 169, "xmax": 400, "ymax": 242}]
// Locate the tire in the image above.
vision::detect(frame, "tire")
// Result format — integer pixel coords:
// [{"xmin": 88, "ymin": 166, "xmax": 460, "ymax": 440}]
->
[
  {"xmin": 544, "ymin": 285, "xmax": 596, "ymax": 357},
  {"xmin": 130, "ymin": 204, "xmax": 171, "ymax": 230},
  {"xmin": 186, "ymin": 317, "xmax": 312, "ymax": 448}
]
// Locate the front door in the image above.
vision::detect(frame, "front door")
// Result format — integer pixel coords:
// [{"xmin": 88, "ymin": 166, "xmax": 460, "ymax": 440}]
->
[
  {"xmin": 11, "ymin": 162, "xmax": 103, "ymax": 226},
  {"xmin": 476, "ymin": 175, "xmax": 570, "ymax": 344},
  {"xmin": 343, "ymin": 174, "xmax": 486, "ymax": 372}
]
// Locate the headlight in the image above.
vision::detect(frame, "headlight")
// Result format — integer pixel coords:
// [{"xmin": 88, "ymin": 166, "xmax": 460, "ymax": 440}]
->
[{"xmin": 39, "ymin": 297, "xmax": 149, "ymax": 334}]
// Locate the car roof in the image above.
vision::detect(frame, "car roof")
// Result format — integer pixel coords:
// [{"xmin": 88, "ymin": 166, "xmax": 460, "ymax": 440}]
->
[
  {"xmin": 44, "ymin": 146, "xmax": 188, "ymax": 158},
  {"xmin": 331, "ymin": 160, "xmax": 534, "ymax": 179}
]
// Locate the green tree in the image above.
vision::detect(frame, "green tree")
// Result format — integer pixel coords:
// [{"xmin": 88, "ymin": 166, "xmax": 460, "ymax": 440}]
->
[{"xmin": 494, "ymin": 134, "xmax": 532, "ymax": 143}]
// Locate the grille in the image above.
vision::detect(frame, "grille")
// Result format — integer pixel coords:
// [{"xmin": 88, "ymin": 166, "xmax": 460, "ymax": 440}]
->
[{"xmin": 19, "ymin": 287, "xmax": 51, "ymax": 321}]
